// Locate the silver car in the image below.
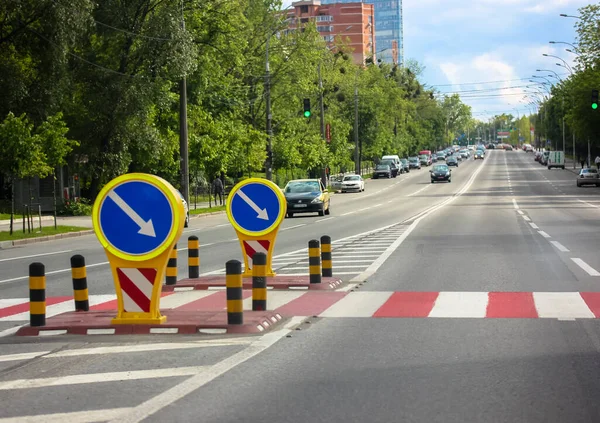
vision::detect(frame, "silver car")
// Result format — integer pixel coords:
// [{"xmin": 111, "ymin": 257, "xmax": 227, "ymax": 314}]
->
[{"xmin": 577, "ymin": 168, "xmax": 600, "ymax": 187}]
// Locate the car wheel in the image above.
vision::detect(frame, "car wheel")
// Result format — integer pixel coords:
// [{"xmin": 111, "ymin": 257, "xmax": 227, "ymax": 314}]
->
[
  {"xmin": 448, "ymin": 179, "xmax": 451, "ymax": 183},
  {"xmin": 287, "ymin": 212, "xmax": 294, "ymax": 218},
  {"xmin": 431, "ymin": 180, "xmax": 434, "ymax": 184},
  {"xmin": 318, "ymin": 210, "xmax": 325, "ymax": 216},
  {"xmin": 184, "ymin": 213, "xmax": 189, "ymax": 228},
  {"xmin": 577, "ymin": 182, "xmax": 581, "ymax": 187}
]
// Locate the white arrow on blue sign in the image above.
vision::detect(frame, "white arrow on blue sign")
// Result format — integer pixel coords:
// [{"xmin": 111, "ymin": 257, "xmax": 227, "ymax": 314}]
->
[
  {"xmin": 99, "ymin": 180, "xmax": 174, "ymax": 256},
  {"xmin": 230, "ymin": 182, "xmax": 281, "ymax": 233}
]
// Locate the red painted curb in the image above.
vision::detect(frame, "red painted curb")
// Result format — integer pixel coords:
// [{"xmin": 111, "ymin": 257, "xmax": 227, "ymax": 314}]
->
[{"xmin": 163, "ymin": 275, "xmax": 344, "ymax": 292}]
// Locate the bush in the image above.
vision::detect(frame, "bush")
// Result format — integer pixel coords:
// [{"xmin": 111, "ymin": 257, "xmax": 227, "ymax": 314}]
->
[{"xmin": 60, "ymin": 198, "xmax": 92, "ymax": 216}]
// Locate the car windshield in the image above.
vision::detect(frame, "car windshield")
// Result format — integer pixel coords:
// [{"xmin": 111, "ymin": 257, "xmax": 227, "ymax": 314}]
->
[
  {"xmin": 400, "ymin": 159, "xmax": 408, "ymax": 164},
  {"xmin": 582, "ymin": 169, "xmax": 598, "ymax": 174},
  {"xmin": 433, "ymin": 165, "xmax": 448, "ymax": 172},
  {"xmin": 376, "ymin": 165, "xmax": 390, "ymax": 170},
  {"xmin": 285, "ymin": 181, "xmax": 320, "ymax": 193},
  {"xmin": 344, "ymin": 176, "xmax": 360, "ymax": 181},
  {"xmin": 409, "ymin": 157, "xmax": 418, "ymax": 162}
]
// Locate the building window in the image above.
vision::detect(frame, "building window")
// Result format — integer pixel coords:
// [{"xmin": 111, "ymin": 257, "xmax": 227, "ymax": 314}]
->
[
  {"xmin": 368, "ymin": 15, "xmax": 373, "ymax": 24},
  {"xmin": 323, "ymin": 35, "xmax": 334, "ymax": 42},
  {"xmin": 300, "ymin": 5, "xmax": 308, "ymax": 13},
  {"xmin": 316, "ymin": 15, "xmax": 333, "ymax": 22},
  {"xmin": 301, "ymin": 18, "xmax": 309, "ymax": 23},
  {"xmin": 317, "ymin": 25, "xmax": 333, "ymax": 32}
]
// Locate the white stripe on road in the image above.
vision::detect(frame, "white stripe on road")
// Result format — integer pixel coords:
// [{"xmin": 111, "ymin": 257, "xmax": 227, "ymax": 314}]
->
[
  {"xmin": 0, "ymin": 295, "xmax": 115, "ymax": 322},
  {"xmin": 428, "ymin": 292, "xmax": 488, "ymax": 318},
  {"xmin": 315, "ymin": 217, "xmax": 334, "ymax": 223},
  {"xmin": 242, "ymin": 291, "xmax": 304, "ymax": 311},
  {"xmin": 320, "ymin": 292, "xmax": 393, "ymax": 317},
  {"xmin": 578, "ymin": 199, "xmax": 599, "ymax": 208},
  {"xmin": 513, "ymin": 199, "xmax": 519, "ymax": 209},
  {"xmin": 0, "ymin": 366, "xmax": 209, "ymax": 390},
  {"xmin": 0, "ymin": 250, "xmax": 72, "ymax": 263},
  {"xmin": 159, "ymin": 291, "xmax": 215, "ymax": 309},
  {"xmin": 280, "ymin": 224, "xmax": 306, "ymax": 231},
  {"xmin": 0, "ymin": 351, "xmax": 50, "ymax": 363},
  {"xmin": 550, "ymin": 241, "xmax": 569, "ymax": 252},
  {"xmin": 522, "ymin": 216, "xmax": 531, "ymax": 221},
  {"xmin": 517, "ymin": 210, "xmax": 524, "ymax": 215},
  {"xmin": 0, "ymin": 261, "xmax": 109, "ymax": 285},
  {"xmin": 533, "ymin": 292, "xmax": 595, "ymax": 319},
  {"xmin": 407, "ymin": 185, "xmax": 431, "ymax": 197},
  {"xmin": 529, "ymin": 222, "xmax": 539, "ymax": 229},
  {"xmin": 0, "ymin": 408, "xmax": 134, "ymax": 423},
  {"xmin": 571, "ymin": 258, "xmax": 600, "ymax": 276},
  {"xmin": 538, "ymin": 231, "xmax": 551, "ymax": 238}
]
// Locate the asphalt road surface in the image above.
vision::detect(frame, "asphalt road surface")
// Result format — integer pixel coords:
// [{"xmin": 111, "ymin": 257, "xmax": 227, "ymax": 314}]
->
[{"xmin": 3, "ymin": 150, "xmax": 600, "ymax": 422}]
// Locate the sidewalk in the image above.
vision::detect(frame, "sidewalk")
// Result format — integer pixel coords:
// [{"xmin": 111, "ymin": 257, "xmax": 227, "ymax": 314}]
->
[
  {"xmin": 564, "ymin": 157, "xmax": 594, "ymax": 175},
  {"xmin": 0, "ymin": 215, "xmax": 93, "ymax": 231}
]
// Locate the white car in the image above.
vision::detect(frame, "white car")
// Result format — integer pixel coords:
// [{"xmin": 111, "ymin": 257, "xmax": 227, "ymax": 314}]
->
[
  {"xmin": 177, "ymin": 191, "xmax": 190, "ymax": 227},
  {"xmin": 341, "ymin": 174, "xmax": 365, "ymax": 192}
]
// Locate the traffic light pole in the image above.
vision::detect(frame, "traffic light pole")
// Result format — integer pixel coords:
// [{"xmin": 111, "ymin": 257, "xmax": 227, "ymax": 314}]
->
[
  {"xmin": 318, "ymin": 63, "xmax": 327, "ymax": 187},
  {"xmin": 265, "ymin": 37, "xmax": 273, "ymax": 181}
]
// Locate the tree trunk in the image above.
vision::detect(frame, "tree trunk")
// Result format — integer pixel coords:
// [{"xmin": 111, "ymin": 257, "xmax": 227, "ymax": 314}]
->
[
  {"xmin": 9, "ymin": 176, "xmax": 14, "ymax": 235},
  {"xmin": 53, "ymin": 168, "xmax": 57, "ymax": 230}
]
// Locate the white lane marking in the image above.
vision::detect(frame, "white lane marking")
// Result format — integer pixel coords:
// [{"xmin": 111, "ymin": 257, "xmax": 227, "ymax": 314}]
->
[
  {"xmin": 0, "ymin": 261, "xmax": 109, "ymax": 285},
  {"xmin": 428, "ymin": 292, "xmax": 488, "ymax": 318},
  {"xmin": 529, "ymin": 222, "xmax": 539, "ymax": 229},
  {"xmin": 0, "ymin": 408, "xmax": 134, "ymax": 423},
  {"xmin": 407, "ymin": 185, "xmax": 431, "ymax": 197},
  {"xmin": 108, "ymin": 317, "xmax": 305, "ymax": 423},
  {"xmin": 315, "ymin": 217, "xmax": 334, "ymax": 223},
  {"xmin": 578, "ymin": 199, "xmax": 599, "ymax": 208},
  {"xmin": 340, "ymin": 211, "xmax": 356, "ymax": 216},
  {"xmin": 160, "ymin": 291, "xmax": 216, "ymax": 309},
  {"xmin": 281, "ymin": 265, "xmax": 367, "ymax": 271},
  {"xmin": 0, "ymin": 351, "xmax": 50, "ymax": 363},
  {"xmin": 533, "ymin": 292, "xmax": 595, "ymax": 319},
  {"xmin": 522, "ymin": 216, "xmax": 531, "ymax": 222},
  {"xmin": 320, "ymin": 292, "xmax": 393, "ymax": 317},
  {"xmin": 0, "ymin": 295, "xmax": 115, "ymax": 322},
  {"xmin": 0, "ymin": 298, "xmax": 27, "ymax": 308},
  {"xmin": 277, "ymin": 272, "xmax": 359, "ymax": 276},
  {"xmin": 538, "ymin": 231, "xmax": 551, "ymax": 238},
  {"xmin": 242, "ymin": 291, "xmax": 304, "ymax": 311},
  {"xmin": 513, "ymin": 199, "xmax": 519, "ymax": 209},
  {"xmin": 571, "ymin": 258, "xmax": 600, "ymax": 276},
  {"xmin": 0, "ymin": 250, "xmax": 72, "ymax": 263},
  {"xmin": 280, "ymin": 224, "xmax": 306, "ymax": 231},
  {"xmin": 517, "ymin": 210, "xmax": 524, "ymax": 215},
  {"xmin": 550, "ymin": 241, "xmax": 570, "ymax": 252},
  {"xmin": 0, "ymin": 366, "xmax": 209, "ymax": 390}
]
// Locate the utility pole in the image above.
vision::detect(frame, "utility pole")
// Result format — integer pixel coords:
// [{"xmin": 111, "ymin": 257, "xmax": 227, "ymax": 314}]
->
[
  {"xmin": 318, "ymin": 63, "xmax": 327, "ymax": 186},
  {"xmin": 265, "ymin": 36, "xmax": 273, "ymax": 181},
  {"xmin": 354, "ymin": 83, "xmax": 359, "ymax": 175},
  {"xmin": 561, "ymin": 95, "xmax": 565, "ymax": 155},
  {"xmin": 179, "ymin": 0, "xmax": 189, "ymax": 203}
]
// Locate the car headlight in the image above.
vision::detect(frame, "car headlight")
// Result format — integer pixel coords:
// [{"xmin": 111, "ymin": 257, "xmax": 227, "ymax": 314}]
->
[{"xmin": 311, "ymin": 197, "xmax": 323, "ymax": 204}]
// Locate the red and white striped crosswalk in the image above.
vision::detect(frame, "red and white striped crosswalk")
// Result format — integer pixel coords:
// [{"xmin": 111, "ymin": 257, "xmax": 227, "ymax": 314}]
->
[{"xmin": 4, "ymin": 290, "xmax": 600, "ymax": 321}]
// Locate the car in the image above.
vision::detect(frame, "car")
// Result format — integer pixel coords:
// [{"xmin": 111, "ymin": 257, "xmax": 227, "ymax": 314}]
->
[
  {"xmin": 505, "ymin": 145, "xmax": 513, "ymax": 151},
  {"xmin": 525, "ymin": 144, "xmax": 534, "ymax": 152},
  {"xmin": 474, "ymin": 150, "xmax": 484, "ymax": 160},
  {"xmin": 380, "ymin": 159, "xmax": 400, "ymax": 177},
  {"xmin": 399, "ymin": 158, "xmax": 410, "ymax": 173},
  {"xmin": 540, "ymin": 151, "xmax": 550, "ymax": 165},
  {"xmin": 419, "ymin": 154, "xmax": 432, "ymax": 167},
  {"xmin": 467, "ymin": 145, "xmax": 475, "ymax": 151},
  {"xmin": 436, "ymin": 152, "xmax": 446, "ymax": 161},
  {"xmin": 341, "ymin": 174, "xmax": 365, "ymax": 192},
  {"xmin": 577, "ymin": 168, "xmax": 600, "ymax": 187},
  {"xmin": 373, "ymin": 164, "xmax": 392, "ymax": 179},
  {"xmin": 430, "ymin": 164, "xmax": 451, "ymax": 183},
  {"xmin": 177, "ymin": 190, "xmax": 190, "ymax": 227},
  {"xmin": 459, "ymin": 149, "xmax": 469, "ymax": 159},
  {"xmin": 284, "ymin": 179, "xmax": 331, "ymax": 217},
  {"xmin": 446, "ymin": 156, "xmax": 459, "ymax": 167},
  {"xmin": 408, "ymin": 157, "xmax": 421, "ymax": 169},
  {"xmin": 534, "ymin": 151, "xmax": 542, "ymax": 161},
  {"xmin": 431, "ymin": 154, "xmax": 438, "ymax": 163}
]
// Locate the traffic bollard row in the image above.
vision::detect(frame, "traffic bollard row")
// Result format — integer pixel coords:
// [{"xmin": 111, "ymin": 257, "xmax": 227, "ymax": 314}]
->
[
  {"xmin": 308, "ymin": 239, "xmax": 322, "ymax": 284},
  {"xmin": 188, "ymin": 236, "xmax": 200, "ymax": 279},
  {"xmin": 252, "ymin": 252, "xmax": 267, "ymax": 311},
  {"xmin": 226, "ymin": 260, "xmax": 243, "ymax": 324},
  {"xmin": 29, "ymin": 262, "xmax": 46, "ymax": 327},
  {"xmin": 320, "ymin": 235, "xmax": 332, "ymax": 277},
  {"xmin": 165, "ymin": 243, "xmax": 177, "ymax": 285},
  {"xmin": 71, "ymin": 254, "xmax": 89, "ymax": 311}
]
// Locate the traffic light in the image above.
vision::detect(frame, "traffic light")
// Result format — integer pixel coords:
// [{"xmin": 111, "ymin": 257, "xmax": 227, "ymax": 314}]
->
[
  {"xmin": 303, "ymin": 98, "xmax": 311, "ymax": 118},
  {"xmin": 592, "ymin": 89, "xmax": 599, "ymax": 110}
]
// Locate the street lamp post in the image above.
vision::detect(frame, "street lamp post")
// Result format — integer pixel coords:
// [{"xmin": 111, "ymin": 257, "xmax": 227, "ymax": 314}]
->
[
  {"xmin": 536, "ymin": 69, "xmax": 563, "ymax": 80},
  {"xmin": 543, "ymin": 53, "xmax": 574, "ymax": 73},
  {"xmin": 179, "ymin": 1, "xmax": 189, "ymax": 203}
]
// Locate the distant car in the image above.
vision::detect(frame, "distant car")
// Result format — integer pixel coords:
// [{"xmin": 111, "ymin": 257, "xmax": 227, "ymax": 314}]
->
[
  {"xmin": 459, "ymin": 149, "xmax": 469, "ymax": 159},
  {"xmin": 380, "ymin": 159, "xmax": 400, "ymax": 177},
  {"xmin": 474, "ymin": 150, "xmax": 484, "ymax": 160},
  {"xmin": 341, "ymin": 174, "xmax": 365, "ymax": 192},
  {"xmin": 177, "ymin": 191, "xmax": 190, "ymax": 227},
  {"xmin": 419, "ymin": 154, "xmax": 432, "ymax": 167},
  {"xmin": 408, "ymin": 157, "xmax": 421, "ymax": 169},
  {"xmin": 446, "ymin": 156, "xmax": 459, "ymax": 167},
  {"xmin": 431, "ymin": 154, "xmax": 438, "ymax": 163},
  {"xmin": 577, "ymin": 168, "xmax": 600, "ymax": 187},
  {"xmin": 373, "ymin": 164, "xmax": 392, "ymax": 179},
  {"xmin": 525, "ymin": 145, "xmax": 534, "ymax": 152},
  {"xmin": 534, "ymin": 151, "xmax": 542, "ymax": 161},
  {"xmin": 284, "ymin": 179, "xmax": 331, "ymax": 217},
  {"xmin": 399, "ymin": 158, "xmax": 410, "ymax": 173},
  {"xmin": 436, "ymin": 152, "xmax": 446, "ymax": 161},
  {"xmin": 540, "ymin": 151, "xmax": 550, "ymax": 165},
  {"xmin": 505, "ymin": 145, "xmax": 513, "ymax": 151},
  {"xmin": 430, "ymin": 164, "xmax": 451, "ymax": 183}
]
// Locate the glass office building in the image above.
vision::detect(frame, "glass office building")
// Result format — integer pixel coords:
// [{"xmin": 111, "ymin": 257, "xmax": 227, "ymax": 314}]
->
[{"xmin": 320, "ymin": 0, "xmax": 403, "ymax": 65}]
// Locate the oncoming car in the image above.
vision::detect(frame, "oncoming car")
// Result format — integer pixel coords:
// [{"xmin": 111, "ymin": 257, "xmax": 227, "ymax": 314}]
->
[
  {"xmin": 430, "ymin": 164, "xmax": 451, "ymax": 183},
  {"xmin": 341, "ymin": 174, "xmax": 365, "ymax": 192},
  {"xmin": 284, "ymin": 179, "xmax": 331, "ymax": 217}
]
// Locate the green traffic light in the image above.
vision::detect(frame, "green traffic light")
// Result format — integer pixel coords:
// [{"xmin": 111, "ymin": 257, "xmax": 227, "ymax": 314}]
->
[
  {"xmin": 593, "ymin": 103, "xmax": 598, "ymax": 110},
  {"xmin": 304, "ymin": 110, "xmax": 311, "ymax": 117}
]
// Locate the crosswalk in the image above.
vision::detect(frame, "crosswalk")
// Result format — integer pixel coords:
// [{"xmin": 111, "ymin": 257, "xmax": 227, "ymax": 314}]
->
[{"xmin": 4, "ymin": 290, "xmax": 600, "ymax": 323}]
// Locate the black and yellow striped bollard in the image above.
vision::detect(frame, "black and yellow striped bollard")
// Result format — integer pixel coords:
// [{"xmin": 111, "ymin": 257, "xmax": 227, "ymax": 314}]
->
[
  {"xmin": 29, "ymin": 262, "xmax": 46, "ymax": 327},
  {"xmin": 252, "ymin": 252, "xmax": 267, "ymax": 311},
  {"xmin": 308, "ymin": 239, "xmax": 322, "ymax": 284},
  {"xmin": 71, "ymin": 254, "xmax": 89, "ymax": 311},
  {"xmin": 165, "ymin": 243, "xmax": 177, "ymax": 285},
  {"xmin": 226, "ymin": 260, "xmax": 243, "ymax": 324},
  {"xmin": 320, "ymin": 235, "xmax": 332, "ymax": 277},
  {"xmin": 188, "ymin": 236, "xmax": 200, "ymax": 279}
]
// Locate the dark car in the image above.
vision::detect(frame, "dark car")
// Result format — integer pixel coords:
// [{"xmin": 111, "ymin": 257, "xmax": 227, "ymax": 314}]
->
[
  {"xmin": 474, "ymin": 150, "xmax": 484, "ymax": 160},
  {"xmin": 399, "ymin": 158, "xmax": 410, "ymax": 173},
  {"xmin": 373, "ymin": 164, "xmax": 392, "ymax": 179},
  {"xmin": 379, "ymin": 159, "xmax": 400, "ymax": 177},
  {"xmin": 431, "ymin": 154, "xmax": 438, "ymax": 163},
  {"xmin": 408, "ymin": 156, "xmax": 421, "ymax": 169},
  {"xmin": 430, "ymin": 164, "xmax": 451, "ymax": 183},
  {"xmin": 284, "ymin": 179, "xmax": 331, "ymax": 218},
  {"xmin": 446, "ymin": 156, "xmax": 459, "ymax": 167}
]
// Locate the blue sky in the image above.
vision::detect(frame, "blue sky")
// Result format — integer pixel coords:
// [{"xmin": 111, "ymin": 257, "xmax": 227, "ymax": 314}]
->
[{"xmin": 283, "ymin": 0, "xmax": 588, "ymax": 121}]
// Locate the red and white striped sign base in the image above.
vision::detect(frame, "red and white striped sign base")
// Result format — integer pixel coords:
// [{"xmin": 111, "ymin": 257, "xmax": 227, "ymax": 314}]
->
[
  {"xmin": 243, "ymin": 240, "xmax": 270, "ymax": 266},
  {"xmin": 116, "ymin": 268, "xmax": 157, "ymax": 313}
]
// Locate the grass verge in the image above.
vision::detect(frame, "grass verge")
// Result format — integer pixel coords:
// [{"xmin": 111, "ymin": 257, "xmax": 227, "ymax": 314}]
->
[
  {"xmin": 0, "ymin": 226, "xmax": 89, "ymax": 241},
  {"xmin": 0, "ymin": 213, "xmax": 23, "ymax": 220},
  {"xmin": 190, "ymin": 205, "xmax": 226, "ymax": 215}
]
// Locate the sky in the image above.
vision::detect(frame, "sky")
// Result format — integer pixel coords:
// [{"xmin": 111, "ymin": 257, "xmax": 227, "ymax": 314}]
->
[{"xmin": 283, "ymin": 0, "xmax": 589, "ymax": 121}]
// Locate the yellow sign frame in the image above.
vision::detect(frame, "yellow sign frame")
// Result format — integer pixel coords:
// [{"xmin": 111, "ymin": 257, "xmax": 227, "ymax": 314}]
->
[{"xmin": 92, "ymin": 173, "xmax": 185, "ymax": 324}]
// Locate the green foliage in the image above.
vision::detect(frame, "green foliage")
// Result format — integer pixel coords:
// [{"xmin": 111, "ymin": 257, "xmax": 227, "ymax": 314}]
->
[{"xmin": 59, "ymin": 197, "xmax": 92, "ymax": 216}]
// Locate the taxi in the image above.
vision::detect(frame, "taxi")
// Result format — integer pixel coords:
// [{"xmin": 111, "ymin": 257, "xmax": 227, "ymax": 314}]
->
[{"xmin": 283, "ymin": 179, "xmax": 331, "ymax": 218}]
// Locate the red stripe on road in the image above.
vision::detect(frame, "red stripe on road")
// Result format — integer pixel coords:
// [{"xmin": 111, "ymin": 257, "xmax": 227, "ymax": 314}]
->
[
  {"xmin": 175, "ymin": 290, "xmax": 252, "ymax": 311},
  {"xmin": 486, "ymin": 292, "xmax": 538, "ymax": 318},
  {"xmin": 275, "ymin": 292, "xmax": 347, "ymax": 316},
  {"xmin": 579, "ymin": 292, "xmax": 600, "ymax": 318},
  {"xmin": 117, "ymin": 268, "xmax": 151, "ymax": 312},
  {"xmin": 0, "ymin": 297, "xmax": 71, "ymax": 318},
  {"xmin": 90, "ymin": 292, "xmax": 172, "ymax": 311},
  {"xmin": 373, "ymin": 292, "xmax": 439, "ymax": 318}
]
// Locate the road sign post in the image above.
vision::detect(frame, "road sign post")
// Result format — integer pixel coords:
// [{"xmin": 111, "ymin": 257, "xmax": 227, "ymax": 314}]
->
[
  {"xmin": 226, "ymin": 178, "xmax": 286, "ymax": 277},
  {"xmin": 92, "ymin": 173, "xmax": 185, "ymax": 324}
]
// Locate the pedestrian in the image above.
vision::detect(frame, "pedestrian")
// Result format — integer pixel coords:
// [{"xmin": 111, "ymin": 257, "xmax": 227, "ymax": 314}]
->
[
  {"xmin": 212, "ymin": 175, "xmax": 224, "ymax": 205},
  {"xmin": 595, "ymin": 156, "xmax": 600, "ymax": 169},
  {"xmin": 581, "ymin": 158, "xmax": 586, "ymax": 169}
]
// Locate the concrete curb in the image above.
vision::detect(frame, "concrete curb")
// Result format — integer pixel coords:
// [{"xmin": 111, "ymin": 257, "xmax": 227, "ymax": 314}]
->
[
  {"xmin": 0, "ymin": 215, "xmax": 55, "ymax": 227},
  {"xmin": 0, "ymin": 230, "xmax": 94, "ymax": 250},
  {"xmin": 190, "ymin": 210, "xmax": 225, "ymax": 219}
]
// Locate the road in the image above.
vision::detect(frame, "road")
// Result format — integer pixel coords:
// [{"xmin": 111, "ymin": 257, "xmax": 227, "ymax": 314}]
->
[{"xmin": 3, "ymin": 150, "xmax": 600, "ymax": 422}]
